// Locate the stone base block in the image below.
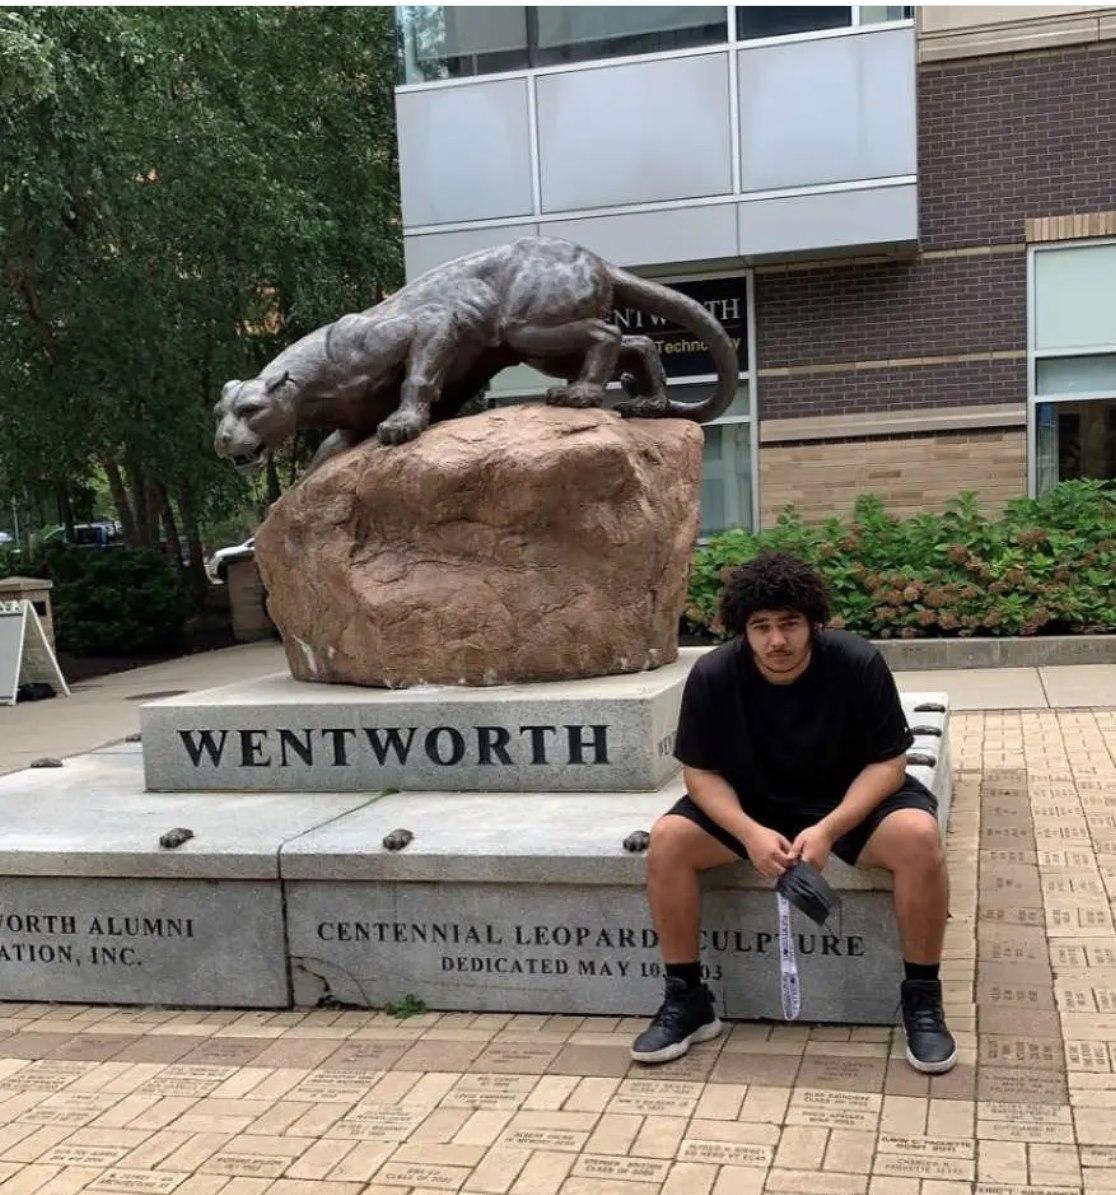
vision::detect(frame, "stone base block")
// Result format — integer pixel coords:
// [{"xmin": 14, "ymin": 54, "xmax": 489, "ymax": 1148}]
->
[
  {"xmin": 140, "ymin": 654, "xmax": 692, "ymax": 793},
  {"xmin": 0, "ymin": 876, "xmax": 288, "ymax": 1006},
  {"xmin": 0, "ymin": 751, "xmax": 374, "ymax": 1008},
  {"xmin": 287, "ymin": 880, "xmax": 899, "ymax": 1021}
]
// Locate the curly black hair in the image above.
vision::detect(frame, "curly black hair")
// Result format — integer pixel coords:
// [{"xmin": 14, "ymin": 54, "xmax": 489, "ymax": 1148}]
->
[{"xmin": 719, "ymin": 551, "xmax": 831, "ymax": 636}]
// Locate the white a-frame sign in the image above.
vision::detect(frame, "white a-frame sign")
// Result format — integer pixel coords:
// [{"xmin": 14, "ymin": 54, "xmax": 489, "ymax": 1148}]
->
[{"xmin": 0, "ymin": 599, "xmax": 70, "ymax": 706}]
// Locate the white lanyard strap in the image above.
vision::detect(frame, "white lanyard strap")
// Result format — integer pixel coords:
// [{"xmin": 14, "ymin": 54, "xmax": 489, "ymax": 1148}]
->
[{"xmin": 777, "ymin": 891, "xmax": 801, "ymax": 1021}]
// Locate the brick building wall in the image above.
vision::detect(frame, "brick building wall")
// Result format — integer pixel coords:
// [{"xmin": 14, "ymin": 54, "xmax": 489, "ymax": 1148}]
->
[
  {"xmin": 919, "ymin": 43, "xmax": 1116, "ymax": 251},
  {"xmin": 760, "ymin": 353, "xmax": 1026, "ymax": 421},
  {"xmin": 760, "ymin": 428, "xmax": 1026, "ymax": 524},
  {"xmin": 754, "ymin": 41, "xmax": 1116, "ymax": 521}
]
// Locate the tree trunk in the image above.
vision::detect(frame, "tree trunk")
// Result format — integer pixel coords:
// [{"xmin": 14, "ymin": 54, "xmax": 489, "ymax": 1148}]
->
[
  {"xmin": 177, "ymin": 484, "xmax": 209, "ymax": 605},
  {"xmin": 124, "ymin": 452, "xmax": 155, "ymax": 549},
  {"xmin": 156, "ymin": 483, "xmax": 183, "ymax": 567},
  {"xmin": 146, "ymin": 476, "xmax": 163, "ymax": 551},
  {"xmin": 101, "ymin": 454, "xmax": 137, "ymax": 543},
  {"xmin": 58, "ymin": 486, "xmax": 76, "ymax": 543}
]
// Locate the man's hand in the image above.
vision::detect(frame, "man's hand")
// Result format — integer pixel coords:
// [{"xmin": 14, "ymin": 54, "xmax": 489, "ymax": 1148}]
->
[
  {"xmin": 741, "ymin": 824, "xmax": 795, "ymax": 879},
  {"xmin": 791, "ymin": 823, "xmax": 835, "ymax": 871}
]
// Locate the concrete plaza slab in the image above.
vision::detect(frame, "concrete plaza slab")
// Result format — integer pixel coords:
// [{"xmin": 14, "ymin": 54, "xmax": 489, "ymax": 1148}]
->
[
  {"xmin": 1038, "ymin": 663, "xmax": 1116, "ymax": 708},
  {"xmin": 0, "ymin": 640, "xmax": 287, "ymax": 777},
  {"xmin": 0, "ymin": 753, "xmax": 375, "ymax": 879},
  {"xmin": 893, "ymin": 666, "xmax": 1047, "ymax": 710}
]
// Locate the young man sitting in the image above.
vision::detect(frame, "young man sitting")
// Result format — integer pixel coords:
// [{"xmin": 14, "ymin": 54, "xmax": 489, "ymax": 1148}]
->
[{"xmin": 632, "ymin": 551, "xmax": 955, "ymax": 1074}]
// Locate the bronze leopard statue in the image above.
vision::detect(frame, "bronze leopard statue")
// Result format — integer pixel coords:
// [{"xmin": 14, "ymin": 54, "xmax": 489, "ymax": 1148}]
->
[{"xmin": 214, "ymin": 236, "xmax": 737, "ymax": 474}]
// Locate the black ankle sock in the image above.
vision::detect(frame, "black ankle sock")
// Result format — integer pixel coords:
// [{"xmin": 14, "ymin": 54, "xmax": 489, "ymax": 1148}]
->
[
  {"xmin": 665, "ymin": 962, "xmax": 702, "ymax": 990},
  {"xmin": 904, "ymin": 961, "xmax": 940, "ymax": 982}
]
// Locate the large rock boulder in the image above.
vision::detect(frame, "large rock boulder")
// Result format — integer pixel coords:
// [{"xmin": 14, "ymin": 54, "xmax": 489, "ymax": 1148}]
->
[{"xmin": 255, "ymin": 405, "xmax": 704, "ymax": 687}]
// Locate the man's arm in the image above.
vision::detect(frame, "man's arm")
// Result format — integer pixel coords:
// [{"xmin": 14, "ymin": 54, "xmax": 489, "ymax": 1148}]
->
[
  {"xmin": 792, "ymin": 753, "xmax": 907, "ymax": 868},
  {"xmin": 684, "ymin": 765, "xmax": 795, "ymax": 879}
]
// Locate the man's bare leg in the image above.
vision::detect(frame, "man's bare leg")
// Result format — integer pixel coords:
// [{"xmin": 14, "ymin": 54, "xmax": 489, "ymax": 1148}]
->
[
  {"xmin": 646, "ymin": 814, "xmax": 739, "ymax": 961},
  {"xmin": 859, "ymin": 809, "xmax": 948, "ymax": 961},
  {"xmin": 860, "ymin": 808, "xmax": 956, "ymax": 1073},
  {"xmin": 633, "ymin": 815, "xmax": 738, "ymax": 1064}
]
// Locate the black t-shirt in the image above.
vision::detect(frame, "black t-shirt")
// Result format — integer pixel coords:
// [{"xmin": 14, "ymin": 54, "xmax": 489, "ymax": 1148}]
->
[{"xmin": 674, "ymin": 629, "xmax": 918, "ymax": 819}]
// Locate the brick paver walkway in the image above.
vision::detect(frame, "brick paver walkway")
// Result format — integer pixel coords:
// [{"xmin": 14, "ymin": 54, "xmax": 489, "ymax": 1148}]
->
[{"xmin": 0, "ymin": 709, "xmax": 1112, "ymax": 1195}]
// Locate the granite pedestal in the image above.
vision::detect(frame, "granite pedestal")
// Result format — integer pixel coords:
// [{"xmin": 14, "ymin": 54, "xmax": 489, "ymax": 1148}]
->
[
  {"xmin": 0, "ymin": 661, "xmax": 950, "ymax": 1020},
  {"xmin": 140, "ymin": 655, "xmax": 691, "ymax": 793}
]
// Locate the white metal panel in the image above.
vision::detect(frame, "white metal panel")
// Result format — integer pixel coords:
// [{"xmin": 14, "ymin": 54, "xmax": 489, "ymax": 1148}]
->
[
  {"xmin": 397, "ymin": 79, "xmax": 535, "ymax": 227},
  {"xmin": 544, "ymin": 204, "xmax": 738, "ymax": 269},
  {"xmin": 536, "ymin": 53, "xmax": 733, "ymax": 212},
  {"xmin": 737, "ymin": 182, "xmax": 917, "ymax": 257},
  {"xmin": 404, "ymin": 225, "xmax": 540, "ymax": 280},
  {"xmin": 738, "ymin": 26, "xmax": 916, "ymax": 191}
]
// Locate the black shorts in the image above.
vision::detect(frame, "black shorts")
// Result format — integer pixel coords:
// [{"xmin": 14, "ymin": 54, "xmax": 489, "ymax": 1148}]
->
[{"xmin": 665, "ymin": 781, "xmax": 938, "ymax": 866}]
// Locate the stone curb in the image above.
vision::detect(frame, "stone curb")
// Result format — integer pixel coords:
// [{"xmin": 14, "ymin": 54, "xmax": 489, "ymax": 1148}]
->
[
  {"xmin": 680, "ymin": 633, "xmax": 1116, "ymax": 670},
  {"xmin": 872, "ymin": 633, "xmax": 1116, "ymax": 670}
]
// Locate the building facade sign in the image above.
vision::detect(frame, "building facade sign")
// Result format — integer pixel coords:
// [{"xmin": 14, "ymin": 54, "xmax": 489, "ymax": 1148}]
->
[{"xmin": 612, "ymin": 276, "xmax": 748, "ymax": 379}]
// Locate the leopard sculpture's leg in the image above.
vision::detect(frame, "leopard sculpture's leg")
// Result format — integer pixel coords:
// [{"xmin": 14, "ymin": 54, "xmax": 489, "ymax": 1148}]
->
[
  {"xmin": 504, "ymin": 319, "xmax": 621, "ymax": 409},
  {"xmin": 615, "ymin": 335, "xmax": 671, "ymax": 417},
  {"xmin": 377, "ymin": 322, "xmax": 459, "ymax": 445}
]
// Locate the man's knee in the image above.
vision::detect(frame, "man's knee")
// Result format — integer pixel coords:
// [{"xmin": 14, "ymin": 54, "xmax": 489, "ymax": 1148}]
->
[
  {"xmin": 876, "ymin": 810, "xmax": 945, "ymax": 873},
  {"xmin": 647, "ymin": 815, "xmax": 697, "ymax": 871}
]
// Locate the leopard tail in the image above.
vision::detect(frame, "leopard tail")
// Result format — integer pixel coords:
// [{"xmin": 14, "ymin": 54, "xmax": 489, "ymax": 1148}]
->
[{"xmin": 608, "ymin": 267, "xmax": 739, "ymax": 422}]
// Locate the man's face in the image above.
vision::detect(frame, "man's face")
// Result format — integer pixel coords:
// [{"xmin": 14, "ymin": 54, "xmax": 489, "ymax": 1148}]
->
[{"xmin": 744, "ymin": 608, "xmax": 812, "ymax": 681}]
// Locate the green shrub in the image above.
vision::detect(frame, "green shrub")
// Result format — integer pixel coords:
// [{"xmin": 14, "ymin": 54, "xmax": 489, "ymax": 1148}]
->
[
  {"xmin": 39, "ymin": 546, "xmax": 191, "ymax": 656},
  {"xmin": 686, "ymin": 480, "xmax": 1116, "ymax": 640}
]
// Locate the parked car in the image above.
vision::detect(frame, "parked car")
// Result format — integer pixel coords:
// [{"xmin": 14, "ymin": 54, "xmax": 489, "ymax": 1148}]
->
[
  {"xmin": 38, "ymin": 521, "xmax": 124, "ymax": 550},
  {"xmin": 206, "ymin": 536, "xmax": 255, "ymax": 583}
]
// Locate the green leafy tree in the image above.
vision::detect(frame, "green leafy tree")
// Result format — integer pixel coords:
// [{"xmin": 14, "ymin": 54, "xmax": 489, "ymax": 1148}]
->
[{"xmin": 0, "ymin": 8, "xmax": 401, "ymax": 592}]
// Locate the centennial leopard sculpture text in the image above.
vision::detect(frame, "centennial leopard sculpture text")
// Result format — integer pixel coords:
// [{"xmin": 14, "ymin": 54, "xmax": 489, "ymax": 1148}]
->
[{"xmin": 214, "ymin": 237, "xmax": 738, "ymax": 474}]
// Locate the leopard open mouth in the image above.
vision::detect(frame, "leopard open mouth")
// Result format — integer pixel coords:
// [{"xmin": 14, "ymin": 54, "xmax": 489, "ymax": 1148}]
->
[{"xmin": 231, "ymin": 447, "xmax": 266, "ymax": 473}]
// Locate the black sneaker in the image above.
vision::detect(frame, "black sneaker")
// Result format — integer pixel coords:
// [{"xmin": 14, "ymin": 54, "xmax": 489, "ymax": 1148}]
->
[
  {"xmin": 901, "ymin": 978, "xmax": 957, "ymax": 1074},
  {"xmin": 630, "ymin": 978, "xmax": 723, "ymax": 1064}
]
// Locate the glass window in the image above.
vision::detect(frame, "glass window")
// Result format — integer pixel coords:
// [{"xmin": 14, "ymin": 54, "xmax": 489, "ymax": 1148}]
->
[
  {"xmin": 736, "ymin": 7, "xmax": 852, "ymax": 40},
  {"xmin": 1033, "ymin": 242, "xmax": 1116, "ymax": 352},
  {"xmin": 1036, "ymin": 354, "xmax": 1116, "ymax": 398},
  {"xmin": 701, "ymin": 420, "xmax": 753, "ymax": 535},
  {"xmin": 396, "ymin": 6, "xmax": 529, "ymax": 83},
  {"xmin": 396, "ymin": 6, "xmax": 727, "ymax": 80},
  {"xmin": 1031, "ymin": 241, "xmax": 1116, "ymax": 494},
  {"xmin": 533, "ymin": 7, "xmax": 727, "ymax": 66},
  {"xmin": 1036, "ymin": 398, "xmax": 1116, "ymax": 494},
  {"xmin": 857, "ymin": 6, "xmax": 913, "ymax": 24}
]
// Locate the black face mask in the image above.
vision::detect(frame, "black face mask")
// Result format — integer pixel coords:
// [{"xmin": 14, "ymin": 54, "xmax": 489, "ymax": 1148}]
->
[{"xmin": 777, "ymin": 860, "xmax": 841, "ymax": 926}]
